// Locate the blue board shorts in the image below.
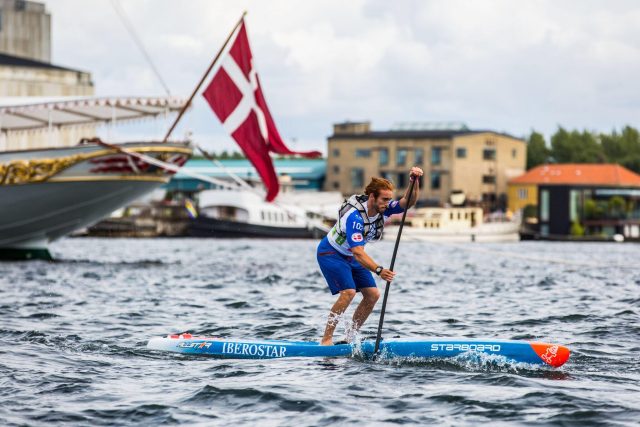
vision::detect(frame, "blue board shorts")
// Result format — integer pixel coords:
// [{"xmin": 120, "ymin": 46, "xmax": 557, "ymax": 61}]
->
[{"xmin": 316, "ymin": 237, "xmax": 376, "ymax": 295}]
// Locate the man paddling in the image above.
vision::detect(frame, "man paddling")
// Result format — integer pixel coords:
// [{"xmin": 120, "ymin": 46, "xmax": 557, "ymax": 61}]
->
[{"xmin": 317, "ymin": 167, "xmax": 423, "ymax": 345}]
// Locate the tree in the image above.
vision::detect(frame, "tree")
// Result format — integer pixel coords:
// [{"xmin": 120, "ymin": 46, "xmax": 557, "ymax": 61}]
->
[
  {"xmin": 550, "ymin": 127, "xmax": 604, "ymax": 163},
  {"xmin": 527, "ymin": 131, "xmax": 550, "ymax": 169},
  {"xmin": 572, "ymin": 130, "xmax": 605, "ymax": 163},
  {"xmin": 608, "ymin": 196, "xmax": 627, "ymax": 219},
  {"xmin": 584, "ymin": 199, "xmax": 604, "ymax": 220},
  {"xmin": 602, "ymin": 126, "xmax": 640, "ymax": 173},
  {"xmin": 550, "ymin": 127, "xmax": 572, "ymax": 162}
]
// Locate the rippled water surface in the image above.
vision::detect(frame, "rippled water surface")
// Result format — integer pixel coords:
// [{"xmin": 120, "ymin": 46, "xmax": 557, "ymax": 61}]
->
[{"xmin": 1, "ymin": 238, "xmax": 638, "ymax": 426}]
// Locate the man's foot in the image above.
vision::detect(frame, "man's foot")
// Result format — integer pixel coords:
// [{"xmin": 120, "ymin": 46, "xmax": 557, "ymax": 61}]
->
[{"xmin": 319, "ymin": 339, "xmax": 333, "ymax": 346}]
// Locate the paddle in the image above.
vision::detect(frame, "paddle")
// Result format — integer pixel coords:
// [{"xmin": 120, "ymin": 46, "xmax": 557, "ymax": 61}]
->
[{"xmin": 374, "ymin": 175, "xmax": 416, "ymax": 355}]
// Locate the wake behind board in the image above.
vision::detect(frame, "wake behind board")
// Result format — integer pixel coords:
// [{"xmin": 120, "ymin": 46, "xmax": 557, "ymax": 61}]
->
[{"xmin": 147, "ymin": 334, "xmax": 570, "ymax": 368}]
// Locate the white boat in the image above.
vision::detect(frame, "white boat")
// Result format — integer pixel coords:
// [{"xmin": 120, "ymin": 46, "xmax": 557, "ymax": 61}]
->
[
  {"xmin": 187, "ymin": 187, "xmax": 341, "ymax": 239},
  {"xmin": 0, "ymin": 96, "xmax": 191, "ymax": 259},
  {"xmin": 385, "ymin": 207, "xmax": 520, "ymax": 243}
]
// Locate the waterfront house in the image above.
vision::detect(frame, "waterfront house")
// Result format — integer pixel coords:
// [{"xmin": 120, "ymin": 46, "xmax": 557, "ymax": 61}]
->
[{"xmin": 508, "ymin": 164, "xmax": 640, "ymax": 240}]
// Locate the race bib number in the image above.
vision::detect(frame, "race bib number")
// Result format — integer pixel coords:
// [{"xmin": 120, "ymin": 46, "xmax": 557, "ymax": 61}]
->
[{"xmin": 352, "ymin": 233, "xmax": 363, "ymax": 242}]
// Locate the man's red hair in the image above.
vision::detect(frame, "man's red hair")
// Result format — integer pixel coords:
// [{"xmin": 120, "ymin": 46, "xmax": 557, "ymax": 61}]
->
[{"xmin": 364, "ymin": 177, "xmax": 394, "ymax": 197}]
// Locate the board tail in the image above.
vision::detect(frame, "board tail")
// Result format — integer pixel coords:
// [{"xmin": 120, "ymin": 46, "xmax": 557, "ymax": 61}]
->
[{"xmin": 530, "ymin": 342, "xmax": 570, "ymax": 367}]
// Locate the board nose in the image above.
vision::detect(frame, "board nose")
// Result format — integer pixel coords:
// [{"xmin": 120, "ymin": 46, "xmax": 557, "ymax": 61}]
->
[{"xmin": 530, "ymin": 342, "xmax": 570, "ymax": 367}]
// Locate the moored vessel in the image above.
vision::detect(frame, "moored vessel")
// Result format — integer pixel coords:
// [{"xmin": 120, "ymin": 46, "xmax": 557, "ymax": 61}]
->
[{"xmin": 0, "ymin": 96, "xmax": 192, "ymax": 259}]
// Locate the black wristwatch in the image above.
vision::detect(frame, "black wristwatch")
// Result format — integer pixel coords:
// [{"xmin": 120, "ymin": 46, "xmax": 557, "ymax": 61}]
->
[{"xmin": 375, "ymin": 266, "xmax": 384, "ymax": 276}]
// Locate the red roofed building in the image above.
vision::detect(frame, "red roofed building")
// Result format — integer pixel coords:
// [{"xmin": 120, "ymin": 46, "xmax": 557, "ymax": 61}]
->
[{"xmin": 508, "ymin": 164, "xmax": 640, "ymax": 240}]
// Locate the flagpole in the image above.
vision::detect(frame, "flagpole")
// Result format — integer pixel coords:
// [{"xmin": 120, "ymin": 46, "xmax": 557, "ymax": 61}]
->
[{"xmin": 162, "ymin": 11, "xmax": 247, "ymax": 143}]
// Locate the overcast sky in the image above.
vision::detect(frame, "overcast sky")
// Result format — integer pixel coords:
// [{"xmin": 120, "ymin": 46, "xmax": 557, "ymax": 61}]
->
[{"xmin": 45, "ymin": 0, "xmax": 640, "ymax": 154}]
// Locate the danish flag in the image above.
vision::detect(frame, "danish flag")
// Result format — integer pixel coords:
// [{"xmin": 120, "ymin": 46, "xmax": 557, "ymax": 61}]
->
[{"xmin": 202, "ymin": 20, "xmax": 321, "ymax": 201}]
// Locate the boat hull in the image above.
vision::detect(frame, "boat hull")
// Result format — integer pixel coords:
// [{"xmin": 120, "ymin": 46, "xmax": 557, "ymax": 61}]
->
[
  {"xmin": 147, "ymin": 335, "xmax": 570, "ymax": 368},
  {"xmin": 0, "ymin": 141, "xmax": 191, "ymax": 259},
  {"xmin": 385, "ymin": 223, "xmax": 520, "ymax": 243},
  {"xmin": 188, "ymin": 216, "xmax": 324, "ymax": 239},
  {"xmin": 0, "ymin": 180, "xmax": 161, "ymax": 247}
]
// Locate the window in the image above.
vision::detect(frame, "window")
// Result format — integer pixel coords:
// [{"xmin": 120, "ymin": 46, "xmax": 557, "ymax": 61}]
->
[
  {"xmin": 540, "ymin": 190, "xmax": 549, "ymax": 222},
  {"xmin": 483, "ymin": 149, "xmax": 496, "ymax": 160},
  {"xmin": 332, "ymin": 165, "xmax": 340, "ymax": 174},
  {"xmin": 379, "ymin": 148, "xmax": 389, "ymax": 166},
  {"xmin": 517, "ymin": 188, "xmax": 528, "ymax": 199},
  {"xmin": 512, "ymin": 148, "xmax": 517, "ymax": 159},
  {"xmin": 570, "ymin": 190, "xmax": 580, "ymax": 222},
  {"xmin": 482, "ymin": 175, "xmax": 496, "ymax": 184},
  {"xmin": 432, "ymin": 147, "xmax": 442, "ymax": 165},
  {"xmin": 332, "ymin": 148, "xmax": 340, "ymax": 157},
  {"xmin": 540, "ymin": 224, "xmax": 549, "ymax": 236},
  {"xmin": 430, "ymin": 171, "xmax": 441, "ymax": 190},
  {"xmin": 355, "ymin": 149, "xmax": 371, "ymax": 158},
  {"xmin": 456, "ymin": 147, "xmax": 467, "ymax": 158},
  {"xmin": 397, "ymin": 173, "xmax": 407, "ymax": 188},
  {"xmin": 381, "ymin": 171, "xmax": 394, "ymax": 182},
  {"xmin": 332, "ymin": 182, "xmax": 339, "ymax": 189},
  {"xmin": 415, "ymin": 148, "xmax": 424, "ymax": 165},
  {"xmin": 397, "ymin": 149, "xmax": 408, "ymax": 166},
  {"xmin": 351, "ymin": 168, "xmax": 364, "ymax": 188}
]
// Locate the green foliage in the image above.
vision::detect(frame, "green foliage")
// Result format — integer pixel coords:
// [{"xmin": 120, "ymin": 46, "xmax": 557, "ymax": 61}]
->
[
  {"xmin": 526, "ymin": 131, "xmax": 550, "ymax": 169},
  {"xmin": 584, "ymin": 199, "xmax": 604, "ymax": 220},
  {"xmin": 570, "ymin": 221, "xmax": 584, "ymax": 236},
  {"xmin": 627, "ymin": 199, "xmax": 637, "ymax": 216},
  {"xmin": 608, "ymin": 196, "xmax": 627, "ymax": 219},
  {"xmin": 601, "ymin": 126, "xmax": 640, "ymax": 172},
  {"xmin": 550, "ymin": 127, "xmax": 605, "ymax": 163},
  {"xmin": 533, "ymin": 125, "xmax": 640, "ymax": 174},
  {"xmin": 522, "ymin": 204, "xmax": 537, "ymax": 219}
]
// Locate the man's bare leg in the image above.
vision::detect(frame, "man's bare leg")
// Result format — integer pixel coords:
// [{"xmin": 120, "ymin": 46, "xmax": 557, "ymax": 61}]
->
[
  {"xmin": 351, "ymin": 287, "xmax": 381, "ymax": 336},
  {"xmin": 320, "ymin": 289, "xmax": 356, "ymax": 345}
]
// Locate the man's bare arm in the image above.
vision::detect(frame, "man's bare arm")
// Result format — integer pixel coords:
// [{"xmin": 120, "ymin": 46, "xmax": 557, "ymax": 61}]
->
[{"xmin": 351, "ymin": 246, "xmax": 395, "ymax": 282}]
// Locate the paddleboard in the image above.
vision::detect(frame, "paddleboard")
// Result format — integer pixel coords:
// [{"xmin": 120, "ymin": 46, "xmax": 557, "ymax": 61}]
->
[{"xmin": 147, "ymin": 334, "xmax": 570, "ymax": 367}]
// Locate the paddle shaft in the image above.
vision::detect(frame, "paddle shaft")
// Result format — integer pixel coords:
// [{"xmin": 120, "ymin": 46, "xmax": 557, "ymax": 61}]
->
[{"xmin": 374, "ymin": 177, "xmax": 416, "ymax": 354}]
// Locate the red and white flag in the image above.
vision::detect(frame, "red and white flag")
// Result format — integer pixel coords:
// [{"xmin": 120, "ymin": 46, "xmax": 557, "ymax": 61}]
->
[{"xmin": 202, "ymin": 20, "xmax": 321, "ymax": 201}]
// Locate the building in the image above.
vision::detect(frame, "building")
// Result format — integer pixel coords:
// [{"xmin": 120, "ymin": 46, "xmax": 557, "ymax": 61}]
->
[
  {"xmin": 325, "ymin": 121, "xmax": 526, "ymax": 210},
  {"xmin": 0, "ymin": 0, "xmax": 95, "ymax": 150},
  {"xmin": 0, "ymin": 0, "xmax": 50, "ymax": 62},
  {"xmin": 508, "ymin": 164, "xmax": 640, "ymax": 240},
  {"xmin": 165, "ymin": 158, "xmax": 328, "ymax": 193},
  {"xmin": 0, "ymin": 52, "xmax": 93, "ymax": 96}
]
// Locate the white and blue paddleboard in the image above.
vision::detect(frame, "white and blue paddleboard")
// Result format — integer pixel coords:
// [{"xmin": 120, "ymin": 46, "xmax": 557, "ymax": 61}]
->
[{"xmin": 147, "ymin": 334, "xmax": 570, "ymax": 367}]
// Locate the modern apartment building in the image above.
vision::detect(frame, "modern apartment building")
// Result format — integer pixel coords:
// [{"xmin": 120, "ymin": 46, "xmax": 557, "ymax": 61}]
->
[{"xmin": 325, "ymin": 121, "xmax": 526, "ymax": 210}]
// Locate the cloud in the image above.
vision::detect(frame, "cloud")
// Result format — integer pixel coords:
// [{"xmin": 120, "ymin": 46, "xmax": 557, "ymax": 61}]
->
[{"xmin": 45, "ymin": 0, "xmax": 640, "ymax": 150}]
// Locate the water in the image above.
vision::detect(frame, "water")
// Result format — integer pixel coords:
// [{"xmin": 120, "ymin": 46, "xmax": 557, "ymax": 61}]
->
[{"xmin": 0, "ymin": 238, "xmax": 638, "ymax": 426}]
